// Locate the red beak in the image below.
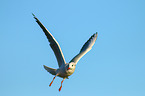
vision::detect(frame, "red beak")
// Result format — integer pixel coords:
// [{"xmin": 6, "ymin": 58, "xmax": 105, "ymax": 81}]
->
[{"xmin": 67, "ymin": 67, "xmax": 70, "ymax": 70}]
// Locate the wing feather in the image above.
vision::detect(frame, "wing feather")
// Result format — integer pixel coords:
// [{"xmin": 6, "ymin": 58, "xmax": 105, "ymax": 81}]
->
[
  {"xmin": 70, "ymin": 32, "xmax": 98, "ymax": 64},
  {"xmin": 33, "ymin": 14, "xmax": 66, "ymax": 67}
]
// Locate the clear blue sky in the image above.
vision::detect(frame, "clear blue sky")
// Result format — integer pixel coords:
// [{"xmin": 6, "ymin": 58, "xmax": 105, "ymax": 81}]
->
[{"xmin": 1, "ymin": 0, "xmax": 145, "ymax": 96}]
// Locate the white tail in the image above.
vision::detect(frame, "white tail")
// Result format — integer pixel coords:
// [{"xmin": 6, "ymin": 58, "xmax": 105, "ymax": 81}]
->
[{"xmin": 43, "ymin": 65, "xmax": 57, "ymax": 75}]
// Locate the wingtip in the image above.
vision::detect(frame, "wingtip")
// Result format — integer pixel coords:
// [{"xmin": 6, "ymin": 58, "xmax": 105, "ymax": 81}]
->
[
  {"xmin": 32, "ymin": 13, "xmax": 37, "ymax": 19},
  {"xmin": 92, "ymin": 32, "xmax": 98, "ymax": 37},
  {"xmin": 95, "ymin": 32, "xmax": 98, "ymax": 37},
  {"xmin": 32, "ymin": 13, "xmax": 35, "ymax": 17}
]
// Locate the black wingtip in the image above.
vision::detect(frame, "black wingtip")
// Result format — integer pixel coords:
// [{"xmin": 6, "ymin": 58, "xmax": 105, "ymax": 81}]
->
[
  {"xmin": 95, "ymin": 32, "xmax": 98, "ymax": 35},
  {"xmin": 95, "ymin": 32, "xmax": 98, "ymax": 37},
  {"xmin": 32, "ymin": 13, "xmax": 37, "ymax": 20},
  {"xmin": 32, "ymin": 13, "xmax": 35, "ymax": 17},
  {"xmin": 32, "ymin": 13, "xmax": 39, "ymax": 22}
]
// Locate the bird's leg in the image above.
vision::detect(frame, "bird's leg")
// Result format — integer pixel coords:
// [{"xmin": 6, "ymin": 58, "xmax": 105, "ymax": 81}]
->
[
  {"xmin": 49, "ymin": 74, "xmax": 58, "ymax": 87},
  {"xmin": 59, "ymin": 78, "xmax": 66, "ymax": 92}
]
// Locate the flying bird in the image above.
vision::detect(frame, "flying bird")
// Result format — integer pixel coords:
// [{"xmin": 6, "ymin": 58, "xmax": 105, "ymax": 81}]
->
[{"xmin": 32, "ymin": 13, "xmax": 98, "ymax": 91}]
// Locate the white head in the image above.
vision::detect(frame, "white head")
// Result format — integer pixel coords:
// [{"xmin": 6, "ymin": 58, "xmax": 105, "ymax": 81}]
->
[
  {"xmin": 65, "ymin": 62, "xmax": 76, "ymax": 76},
  {"xmin": 66, "ymin": 62, "xmax": 76, "ymax": 71}
]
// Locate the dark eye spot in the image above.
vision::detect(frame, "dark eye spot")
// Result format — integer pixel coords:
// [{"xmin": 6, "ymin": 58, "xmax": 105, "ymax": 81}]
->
[{"xmin": 72, "ymin": 65, "xmax": 73, "ymax": 67}]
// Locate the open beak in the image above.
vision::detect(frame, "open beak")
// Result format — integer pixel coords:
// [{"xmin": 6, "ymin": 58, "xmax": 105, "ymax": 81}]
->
[{"xmin": 67, "ymin": 67, "xmax": 70, "ymax": 70}]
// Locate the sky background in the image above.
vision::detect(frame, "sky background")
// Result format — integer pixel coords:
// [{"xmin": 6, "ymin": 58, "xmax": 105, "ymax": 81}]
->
[{"xmin": 1, "ymin": 0, "xmax": 145, "ymax": 96}]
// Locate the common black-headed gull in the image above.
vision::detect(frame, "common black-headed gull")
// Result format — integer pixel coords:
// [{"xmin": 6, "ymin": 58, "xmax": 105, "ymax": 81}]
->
[{"xmin": 32, "ymin": 13, "xmax": 98, "ymax": 91}]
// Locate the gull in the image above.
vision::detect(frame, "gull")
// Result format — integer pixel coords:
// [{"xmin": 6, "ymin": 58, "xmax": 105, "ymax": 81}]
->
[{"xmin": 32, "ymin": 13, "xmax": 98, "ymax": 91}]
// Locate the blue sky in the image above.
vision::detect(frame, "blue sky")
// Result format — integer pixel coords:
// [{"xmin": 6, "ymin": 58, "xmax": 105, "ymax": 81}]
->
[{"xmin": 1, "ymin": 0, "xmax": 145, "ymax": 96}]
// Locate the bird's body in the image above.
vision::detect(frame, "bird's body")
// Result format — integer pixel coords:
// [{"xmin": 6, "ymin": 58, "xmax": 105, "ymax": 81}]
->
[
  {"xmin": 32, "ymin": 13, "xmax": 98, "ymax": 91},
  {"xmin": 43, "ymin": 62, "xmax": 76, "ymax": 78},
  {"xmin": 58, "ymin": 62, "xmax": 76, "ymax": 78}
]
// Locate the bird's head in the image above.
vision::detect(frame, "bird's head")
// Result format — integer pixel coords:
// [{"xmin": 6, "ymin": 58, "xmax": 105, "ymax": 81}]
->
[{"xmin": 66, "ymin": 62, "xmax": 76, "ymax": 71}]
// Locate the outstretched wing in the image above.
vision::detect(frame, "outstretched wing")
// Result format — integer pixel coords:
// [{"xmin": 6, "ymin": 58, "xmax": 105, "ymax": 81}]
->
[
  {"xmin": 70, "ymin": 32, "xmax": 98, "ymax": 64},
  {"xmin": 33, "ymin": 14, "xmax": 66, "ymax": 67}
]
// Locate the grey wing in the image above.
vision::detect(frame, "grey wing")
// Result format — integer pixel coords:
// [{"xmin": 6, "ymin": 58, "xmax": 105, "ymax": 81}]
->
[
  {"xmin": 70, "ymin": 32, "xmax": 98, "ymax": 64},
  {"xmin": 43, "ymin": 65, "xmax": 57, "ymax": 75},
  {"xmin": 33, "ymin": 14, "xmax": 66, "ymax": 67}
]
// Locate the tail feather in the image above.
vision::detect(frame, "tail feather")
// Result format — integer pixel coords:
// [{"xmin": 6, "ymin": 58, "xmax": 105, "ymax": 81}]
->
[{"xmin": 43, "ymin": 65, "xmax": 57, "ymax": 75}]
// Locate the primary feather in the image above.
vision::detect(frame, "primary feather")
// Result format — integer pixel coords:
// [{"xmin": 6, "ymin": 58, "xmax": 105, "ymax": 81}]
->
[
  {"xmin": 70, "ymin": 32, "xmax": 98, "ymax": 64},
  {"xmin": 33, "ymin": 13, "xmax": 66, "ymax": 67}
]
